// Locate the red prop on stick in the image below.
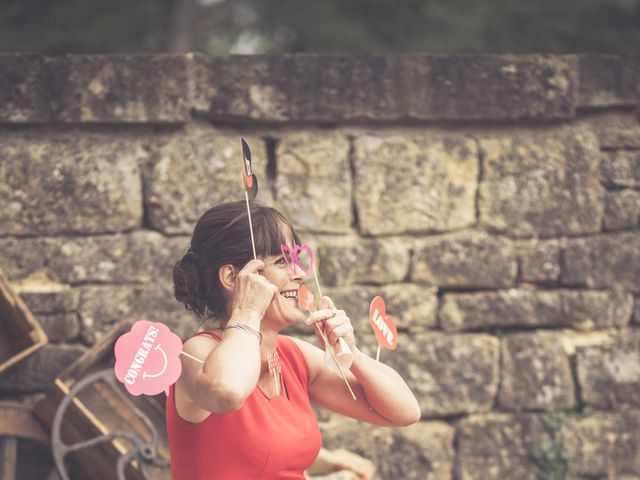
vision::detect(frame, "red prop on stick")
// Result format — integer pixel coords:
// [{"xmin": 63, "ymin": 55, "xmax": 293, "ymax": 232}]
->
[
  {"xmin": 296, "ymin": 283, "xmax": 357, "ymax": 401},
  {"xmin": 241, "ymin": 137, "xmax": 258, "ymax": 259},
  {"xmin": 298, "ymin": 284, "xmax": 315, "ymax": 312},
  {"xmin": 282, "ymin": 243, "xmax": 354, "ymax": 371},
  {"xmin": 369, "ymin": 296, "xmax": 398, "ymax": 362}
]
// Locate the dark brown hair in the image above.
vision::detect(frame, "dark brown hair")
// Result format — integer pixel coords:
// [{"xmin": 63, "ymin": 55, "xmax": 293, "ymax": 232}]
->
[{"xmin": 173, "ymin": 201, "xmax": 300, "ymax": 321}]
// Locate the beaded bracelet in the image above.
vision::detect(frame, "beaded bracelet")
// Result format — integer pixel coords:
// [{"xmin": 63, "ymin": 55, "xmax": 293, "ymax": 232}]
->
[{"xmin": 225, "ymin": 323, "xmax": 263, "ymax": 344}]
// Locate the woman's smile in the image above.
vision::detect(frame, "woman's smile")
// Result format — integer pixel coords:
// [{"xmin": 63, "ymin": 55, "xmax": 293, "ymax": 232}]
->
[{"xmin": 280, "ymin": 289, "xmax": 299, "ymax": 301}]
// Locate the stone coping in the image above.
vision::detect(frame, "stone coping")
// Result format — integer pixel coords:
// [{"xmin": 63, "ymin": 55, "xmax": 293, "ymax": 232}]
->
[{"xmin": 0, "ymin": 53, "xmax": 637, "ymax": 124}]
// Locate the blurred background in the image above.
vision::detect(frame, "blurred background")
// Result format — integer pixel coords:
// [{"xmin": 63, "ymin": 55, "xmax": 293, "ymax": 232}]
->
[{"xmin": 1, "ymin": 0, "xmax": 639, "ymax": 54}]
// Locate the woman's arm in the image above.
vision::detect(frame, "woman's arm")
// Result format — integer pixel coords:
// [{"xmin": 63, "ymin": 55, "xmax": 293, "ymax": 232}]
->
[
  {"xmin": 177, "ymin": 259, "xmax": 276, "ymax": 415},
  {"xmin": 292, "ymin": 297, "xmax": 421, "ymax": 427},
  {"xmin": 179, "ymin": 309, "xmax": 262, "ymax": 414}
]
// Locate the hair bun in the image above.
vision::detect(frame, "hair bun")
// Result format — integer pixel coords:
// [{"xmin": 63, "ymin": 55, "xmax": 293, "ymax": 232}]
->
[{"xmin": 173, "ymin": 256, "xmax": 208, "ymax": 318}]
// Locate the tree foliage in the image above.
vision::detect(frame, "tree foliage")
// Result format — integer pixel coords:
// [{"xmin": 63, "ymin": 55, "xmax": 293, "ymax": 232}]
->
[{"xmin": 0, "ymin": 0, "xmax": 637, "ymax": 54}]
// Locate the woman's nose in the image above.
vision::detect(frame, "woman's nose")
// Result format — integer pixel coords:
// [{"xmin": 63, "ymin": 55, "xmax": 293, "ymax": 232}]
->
[{"xmin": 291, "ymin": 262, "xmax": 306, "ymax": 280}]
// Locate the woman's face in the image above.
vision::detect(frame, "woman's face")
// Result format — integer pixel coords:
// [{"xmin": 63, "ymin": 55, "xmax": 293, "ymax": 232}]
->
[
  {"xmin": 259, "ymin": 250, "xmax": 307, "ymax": 327},
  {"xmin": 258, "ymin": 224, "xmax": 308, "ymax": 327}
]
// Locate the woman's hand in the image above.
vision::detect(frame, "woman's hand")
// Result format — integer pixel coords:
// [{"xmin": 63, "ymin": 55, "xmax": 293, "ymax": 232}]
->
[
  {"xmin": 230, "ymin": 259, "xmax": 277, "ymax": 320},
  {"xmin": 295, "ymin": 291, "xmax": 420, "ymax": 426},
  {"xmin": 305, "ymin": 296, "xmax": 358, "ymax": 353}
]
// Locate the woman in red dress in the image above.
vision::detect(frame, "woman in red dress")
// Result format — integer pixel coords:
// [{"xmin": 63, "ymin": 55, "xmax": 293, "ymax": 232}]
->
[{"xmin": 167, "ymin": 201, "xmax": 420, "ymax": 479}]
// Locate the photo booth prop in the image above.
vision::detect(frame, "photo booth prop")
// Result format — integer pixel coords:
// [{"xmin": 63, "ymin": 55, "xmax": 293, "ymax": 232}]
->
[{"xmin": 34, "ymin": 321, "xmax": 170, "ymax": 480}]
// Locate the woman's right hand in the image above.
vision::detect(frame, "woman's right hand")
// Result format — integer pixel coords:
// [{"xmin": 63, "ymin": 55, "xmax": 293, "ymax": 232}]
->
[
  {"xmin": 180, "ymin": 258, "xmax": 275, "ymax": 415},
  {"xmin": 229, "ymin": 259, "xmax": 277, "ymax": 320}
]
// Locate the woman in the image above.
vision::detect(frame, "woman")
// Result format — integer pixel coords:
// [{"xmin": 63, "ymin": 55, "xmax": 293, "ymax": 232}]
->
[{"xmin": 168, "ymin": 201, "xmax": 420, "ymax": 479}]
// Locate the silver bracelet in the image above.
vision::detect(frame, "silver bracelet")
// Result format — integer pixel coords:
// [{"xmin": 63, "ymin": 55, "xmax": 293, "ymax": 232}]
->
[{"xmin": 225, "ymin": 323, "xmax": 263, "ymax": 344}]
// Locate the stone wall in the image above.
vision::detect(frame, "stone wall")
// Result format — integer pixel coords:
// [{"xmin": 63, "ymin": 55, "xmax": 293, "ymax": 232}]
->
[{"xmin": 1, "ymin": 53, "xmax": 639, "ymax": 479}]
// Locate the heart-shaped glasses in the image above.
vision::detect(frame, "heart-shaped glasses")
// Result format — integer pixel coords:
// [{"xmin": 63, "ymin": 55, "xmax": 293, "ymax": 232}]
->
[{"xmin": 280, "ymin": 244, "xmax": 314, "ymax": 278}]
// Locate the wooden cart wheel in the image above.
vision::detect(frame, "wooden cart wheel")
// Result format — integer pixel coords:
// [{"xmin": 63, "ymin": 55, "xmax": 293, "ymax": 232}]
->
[
  {"xmin": 51, "ymin": 368, "xmax": 169, "ymax": 480},
  {"xmin": 0, "ymin": 401, "xmax": 56, "ymax": 480}
]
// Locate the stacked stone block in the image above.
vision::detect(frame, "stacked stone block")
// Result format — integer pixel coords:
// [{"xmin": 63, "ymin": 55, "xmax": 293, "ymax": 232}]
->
[{"xmin": 0, "ymin": 53, "xmax": 639, "ymax": 479}]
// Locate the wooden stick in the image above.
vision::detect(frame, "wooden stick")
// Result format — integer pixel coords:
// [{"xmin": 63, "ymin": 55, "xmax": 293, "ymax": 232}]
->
[
  {"xmin": 310, "ymin": 263, "xmax": 356, "ymax": 399},
  {"xmin": 245, "ymin": 190, "xmax": 257, "ymax": 260},
  {"xmin": 314, "ymin": 323, "xmax": 357, "ymax": 400},
  {"xmin": 312, "ymin": 265, "xmax": 323, "ymax": 299},
  {"xmin": 180, "ymin": 351, "xmax": 204, "ymax": 364}
]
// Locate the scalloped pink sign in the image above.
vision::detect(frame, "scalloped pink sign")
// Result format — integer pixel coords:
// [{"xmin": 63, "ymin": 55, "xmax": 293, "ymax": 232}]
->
[{"xmin": 114, "ymin": 320, "xmax": 183, "ymax": 396}]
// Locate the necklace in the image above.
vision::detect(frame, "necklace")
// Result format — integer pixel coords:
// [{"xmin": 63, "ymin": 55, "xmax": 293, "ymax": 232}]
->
[{"xmin": 267, "ymin": 349, "xmax": 283, "ymax": 397}]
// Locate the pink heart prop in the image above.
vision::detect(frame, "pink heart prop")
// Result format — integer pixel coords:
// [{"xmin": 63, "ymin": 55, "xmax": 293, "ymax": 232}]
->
[
  {"xmin": 369, "ymin": 296, "xmax": 398, "ymax": 350},
  {"xmin": 281, "ymin": 243, "xmax": 314, "ymax": 278}
]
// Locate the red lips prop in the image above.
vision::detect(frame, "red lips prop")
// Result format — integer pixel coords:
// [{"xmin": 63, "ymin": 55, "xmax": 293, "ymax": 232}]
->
[{"xmin": 297, "ymin": 284, "xmax": 315, "ymax": 311}]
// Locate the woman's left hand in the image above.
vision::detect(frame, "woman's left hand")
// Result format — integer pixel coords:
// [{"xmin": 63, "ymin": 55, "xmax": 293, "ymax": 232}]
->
[{"xmin": 305, "ymin": 296, "xmax": 357, "ymax": 352}]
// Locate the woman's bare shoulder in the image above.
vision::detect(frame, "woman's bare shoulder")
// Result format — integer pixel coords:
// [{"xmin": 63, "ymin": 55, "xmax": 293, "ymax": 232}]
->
[
  {"xmin": 182, "ymin": 331, "xmax": 222, "ymax": 357},
  {"xmin": 284, "ymin": 335, "xmax": 324, "ymax": 383},
  {"xmin": 174, "ymin": 332, "xmax": 222, "ymax": 423},
  {"xmin": 285, "ymin": 335, "xmax": 321, "ymax": 355}
]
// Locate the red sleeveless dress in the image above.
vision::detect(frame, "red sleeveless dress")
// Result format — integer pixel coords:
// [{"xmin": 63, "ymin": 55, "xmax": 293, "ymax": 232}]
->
[{"xmin": 166, "ymin": 333, "xmax": 322, "ymax": 479}]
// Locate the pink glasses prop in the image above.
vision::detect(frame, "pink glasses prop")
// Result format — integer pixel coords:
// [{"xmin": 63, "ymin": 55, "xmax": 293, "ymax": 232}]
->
[{"xmin": 280, "ymin": 244, "xmax": 314, "ymax": 278}]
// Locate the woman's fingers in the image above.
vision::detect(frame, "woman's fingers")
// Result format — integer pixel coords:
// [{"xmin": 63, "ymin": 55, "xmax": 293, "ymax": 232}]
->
[
  {"xmin": 317, "ymin": 295, "xmax": 336, "ymax": 311},
  {"xmin": 236, "ymin": 259, "xmax": 273, "ymax": 292},
  {"xmin": 305, "ymin": 309, "xmax": 336, "ymax": 348},
  {"xmin": 324, "ymin": 312, "xmax": 352, "ymax": 345},
  {"xmin": 231, "ymin": 259, "xmax": 277, "ymax": 317},
  {"xmin": 307, "ymin": 309, "xmax": 353, "ymax": 344},
  {"xmin": 326, "ymin": 322, "xmax": 354, "ymax": 346},
  {"xmin": 238, "ymin": 259, "xmax": 265, "ymax": 275},
  {"xmin": 305, "ymin": 296, "xmax": 357, "ymax": 350},
  {"xmin": 304, "ymin": 309, "xmax": 335, "ymax": 325}
]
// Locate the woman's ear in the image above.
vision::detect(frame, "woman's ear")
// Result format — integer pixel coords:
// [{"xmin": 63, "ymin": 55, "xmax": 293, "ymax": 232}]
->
[{"xmin": 218, "ymin": 264, "xmax": 237, "ymax": 293}]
